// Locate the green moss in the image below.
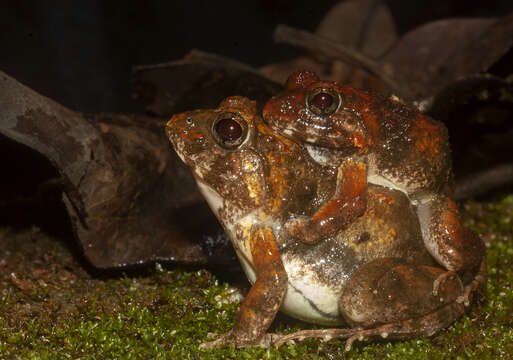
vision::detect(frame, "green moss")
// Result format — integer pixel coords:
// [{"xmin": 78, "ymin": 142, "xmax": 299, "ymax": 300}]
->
[{"xmin": 0, "ymin": 194, "xmax": 512, "ymax": 359}]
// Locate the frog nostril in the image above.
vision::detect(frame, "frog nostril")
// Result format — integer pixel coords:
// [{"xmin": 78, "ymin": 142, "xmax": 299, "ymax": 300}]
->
[
  {"xmin": 215, "ymin": 118, "xmax": 243, "ymax": 142},
  {"xmin": 356, "ymin": 231, "xmax": 371, "ymax": 244}
]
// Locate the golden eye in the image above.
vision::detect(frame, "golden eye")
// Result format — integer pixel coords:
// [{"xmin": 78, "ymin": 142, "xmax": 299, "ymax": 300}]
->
[
  {"xmin": 212, "ymin": 112, "xmax": 247, "ymax": 149},
  {"xmin": 306, "ymin": 87, "xmax": 341, "ymax": 116}
]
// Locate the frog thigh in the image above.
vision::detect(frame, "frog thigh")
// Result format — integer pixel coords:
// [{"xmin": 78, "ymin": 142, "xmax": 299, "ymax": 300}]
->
[{"xmin": 339, "ymin": 258, "xmax": 464, "ymax": 328}]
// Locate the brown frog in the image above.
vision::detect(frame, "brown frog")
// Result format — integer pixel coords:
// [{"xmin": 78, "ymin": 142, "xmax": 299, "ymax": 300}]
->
[
  {"xmin": 166, "ymin": 96, "xmax": 486, "ymax": 350},
  {"xmin": 263, "ymin": 70, "xmax": 485, "ymax": 292}
]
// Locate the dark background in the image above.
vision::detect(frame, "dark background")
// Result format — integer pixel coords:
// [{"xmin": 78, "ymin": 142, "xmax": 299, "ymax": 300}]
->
[{"xmin": 2, "ymin": 0, "xmax": 513, "ymax": 114}]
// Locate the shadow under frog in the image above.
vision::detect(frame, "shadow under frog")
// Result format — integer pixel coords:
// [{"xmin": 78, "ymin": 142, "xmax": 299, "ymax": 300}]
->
[{"xmin": 166, "ymin": 96, "xmax": 485, "ymax": 350}]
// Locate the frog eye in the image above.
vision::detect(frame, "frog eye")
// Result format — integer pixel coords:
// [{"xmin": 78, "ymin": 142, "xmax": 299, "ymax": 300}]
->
[
  {"xmin": 306, "ymin": 87, "xmax": 341, "ymax": 116},
  {"xmin": 212, "ymin": 112, "xmax": 248, "ymax": 149}
]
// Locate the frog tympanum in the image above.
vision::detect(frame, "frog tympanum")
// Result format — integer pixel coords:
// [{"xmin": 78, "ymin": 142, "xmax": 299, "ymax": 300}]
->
[{"xmin": 166, "ymin": 94, "xmax": 486, "ymax": 350}]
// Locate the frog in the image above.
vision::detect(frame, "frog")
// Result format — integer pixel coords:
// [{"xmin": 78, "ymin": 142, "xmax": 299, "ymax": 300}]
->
[
  {"xmin": 263, "ymin": 70, "xmax": 485, "ymax": 299},
  {"xmin": 166, "ymin": 95, "xmax": 486, "ymax": 350}
]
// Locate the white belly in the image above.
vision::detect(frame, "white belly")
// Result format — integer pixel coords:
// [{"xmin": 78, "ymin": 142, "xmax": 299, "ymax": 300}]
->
[{"xmin": 236, "ymin": 248, "xmax": 345, "ymax": 326}]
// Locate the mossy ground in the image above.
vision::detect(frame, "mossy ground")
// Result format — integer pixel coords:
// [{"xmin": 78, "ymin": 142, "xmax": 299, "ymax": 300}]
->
[{"xmin": 1, "ymin": 194, "xmax": 512, "ymax": 359}]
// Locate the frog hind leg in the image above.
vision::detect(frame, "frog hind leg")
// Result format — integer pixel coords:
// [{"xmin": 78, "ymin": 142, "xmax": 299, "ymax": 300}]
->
[
  {"xmin": 273, "ymin": 302, "xmax": 464, "ymax": 351},
  {"xmin": 200, "ymin": 227, "xmax": 288, "ymax": 348},
  {"xmin": 416, "ymin": 195, "xmax": 487, "ymax": 304},
  {"xmin": 274, "ymin": 258, "xmax": 466, "ymax": 350}
]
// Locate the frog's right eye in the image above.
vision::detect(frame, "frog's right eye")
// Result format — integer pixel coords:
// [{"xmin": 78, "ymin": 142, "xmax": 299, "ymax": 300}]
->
[
  {"xmin": 212, "ymin": 112, "xmax": 248, "ymax": 149},
  {"xmin": 306, "ymin": 87, "xmax": 341, "ymax": 117}
]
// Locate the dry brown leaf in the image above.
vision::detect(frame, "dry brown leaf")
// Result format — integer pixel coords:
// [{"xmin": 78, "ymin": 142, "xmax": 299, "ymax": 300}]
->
[
  {"xmin": 133, "ymin": 50, "xmax": 281, "ymax": 117},
  {"xmin": 383, "ymin": 14, "xmax": 513, "ymax": 99},
  {"xmin": 0, "ymin": 71, "xmax": 231, "ymax": 269},
  {"xmin": 262, "ymin": 0, "xmax": 397, "ymax": 89}
]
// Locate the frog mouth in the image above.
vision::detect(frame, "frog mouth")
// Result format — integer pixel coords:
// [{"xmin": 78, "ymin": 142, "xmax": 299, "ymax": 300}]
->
[
  {"xmin": 305, "ymin": 143, "xmax": 359, "ymax": 166},
  {"xmin": 269, "ymin": 111, "xmax": 359, "ymax": 152},
  {"xmin": 165, "ymin": 123, "xmax": 186, "ymax": 159}
]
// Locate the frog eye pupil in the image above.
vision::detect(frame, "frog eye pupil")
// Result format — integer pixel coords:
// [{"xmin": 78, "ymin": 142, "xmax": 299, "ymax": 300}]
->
[
  {"xmin": 215, "ymin": 118, "xmax": 243, "ymax": 142},
  {"xmin": 311, "ymin": 92, "xmax": 333, "ymax": 110},
  {"xmin": 306, "ymin": 87, "xmax": 342, "ymax": 117},
  {"xmin": 307, "ymin": 88, "xmax": 340, "ymax": 116},
  {"xmin": 212, "ymin": 113, "xmax": 248, "ymax": 149}
]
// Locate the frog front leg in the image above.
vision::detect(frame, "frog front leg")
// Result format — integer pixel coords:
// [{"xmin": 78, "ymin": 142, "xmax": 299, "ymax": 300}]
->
[
  {"xmin": 274, "ymin": 258, "xmax": 466, "ymax": 351},
  {"xmin": 416, "ymin": 195, "xmax": 487, "ymax": 304},
  {"xmin": 200, "ymin": 226, "xmax": 288, "ymax": 348},
  {"xmin": 284, "ymin": 159, "xmax": 367, "ymax": 244}
]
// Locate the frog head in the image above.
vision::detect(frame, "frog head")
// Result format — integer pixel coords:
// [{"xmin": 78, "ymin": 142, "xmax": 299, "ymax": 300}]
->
[
  {"xmin": 263, "ymin": 70, "xmax": 374, "ymax": 156},
  {"xmin": 166, "ymin": 96, "xmax": 269, "ymax": 223}
]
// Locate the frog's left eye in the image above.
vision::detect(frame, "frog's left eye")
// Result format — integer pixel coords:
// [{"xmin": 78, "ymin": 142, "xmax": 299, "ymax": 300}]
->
[
  {"xmin": 212, "ymin": 112, "xmax": 248, "ymax": 149},
  {"xmin": 306, "ymin": 87, "xmax": 341, "ymax": 116}
]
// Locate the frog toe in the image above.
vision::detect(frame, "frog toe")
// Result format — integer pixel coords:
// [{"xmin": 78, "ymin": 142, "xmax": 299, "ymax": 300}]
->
[{"xmin": 432, "ymin": 270, "xmax": 458, "ymax": 296}]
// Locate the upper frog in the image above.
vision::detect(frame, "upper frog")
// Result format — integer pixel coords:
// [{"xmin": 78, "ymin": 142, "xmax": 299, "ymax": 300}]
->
[
  {"xmin": 262, "ymin": 71, "xmax": 485, "ymax": 299},
  {"xmin": 166, "ymin": 96, "xmax": 485, "ymax": 350},
  {"xmin": 263, "ymin": 70, "xmax": 451, "ymax": 198}
]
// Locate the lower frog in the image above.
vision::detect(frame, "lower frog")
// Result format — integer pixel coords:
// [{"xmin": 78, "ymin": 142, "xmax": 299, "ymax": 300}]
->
[{"xmin": 166, "ymin": 96, "xmax": 486, "ymax": 350}]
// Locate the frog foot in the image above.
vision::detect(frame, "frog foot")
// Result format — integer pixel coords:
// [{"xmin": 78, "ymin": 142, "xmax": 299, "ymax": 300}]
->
[
  {"xmin": 200, "ymin": 332, "xmax": 281, "ymax": 349},
  {"xmin": 457, "ymin": 281, "xmax": 478, "ymax": 306},
  {"xmin": 432, "ymin": 271, "xmax": 457, "ymax": 296},
  {"xmin": 199, "ymin": 332, "xmax": 234, "ymax": 349},
  {"xmin": 273, "ymin": 326, "xmax": 398, "ymax": 351},
  {"xmin": 273, "ymin": 328, "xmax": 363, "ymax": 351},
  {"xmin": 274, "ymin": 301, "xmax": 465, "ymax": 351},
  {"xmin": 457, "ymin": 258, "xmax": 487, "ymax": 306}
]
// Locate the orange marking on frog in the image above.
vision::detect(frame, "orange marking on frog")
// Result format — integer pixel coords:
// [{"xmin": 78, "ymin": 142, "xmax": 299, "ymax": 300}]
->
[
  {"xmin": 222, "ymin": 227, "xmax": 287, "ymax": 347},
  {"xmin": 352, "ymin": 132, "xmax": 366, "ymax": 149},
  {"xmin": 189, "ymin": 131, "xmax": 204, "ymax": 139},
  {"xmin": 361, "ymin": 112, "xmax": 379, "ymax": 148},
  {"xmin": 410, "ymin": 115, "xmax": 442, "ymax": 154},
  {"xmin": 266, "ymin": 152, "xmax": 291, "ymax": 212},
  {"xmin": 311, "ymin": 161, "xmax": 367, "ymax": 232}
]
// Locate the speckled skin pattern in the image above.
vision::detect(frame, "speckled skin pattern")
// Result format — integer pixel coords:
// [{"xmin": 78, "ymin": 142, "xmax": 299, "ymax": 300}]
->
[
  {"xmin": 263, "ymin": 70, "xmax": 485, "ymax": 274},
  {"xmin": 166, "ymin": 94, "xmax": 486, "ymax": 349},
  {"xmin": 263, "ymin": 70, "xmax": 451, "ymax": 195}
]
